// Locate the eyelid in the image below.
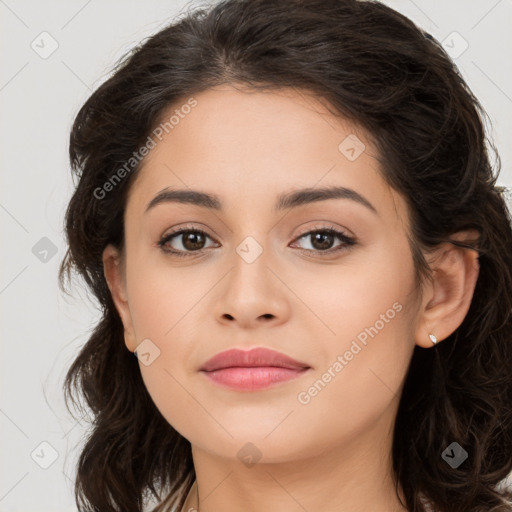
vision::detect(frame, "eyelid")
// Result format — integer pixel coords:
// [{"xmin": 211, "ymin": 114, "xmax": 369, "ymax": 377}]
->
[
  {"xmin": 293, "ymin": 222, "xmax": 354, "ymax": 239},
  {"xmin": 159, "ymin": 221, "xmax": 353, "ymax": 241},
  {"xmin": 160, "ymin": 223, "xmax": 214, "ymax": 240}
]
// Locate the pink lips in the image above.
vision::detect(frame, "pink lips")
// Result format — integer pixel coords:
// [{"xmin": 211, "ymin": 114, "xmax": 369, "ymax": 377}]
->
[{"xmin": 199, "ymin": 347, "xmax": 311, "ymax": 391}]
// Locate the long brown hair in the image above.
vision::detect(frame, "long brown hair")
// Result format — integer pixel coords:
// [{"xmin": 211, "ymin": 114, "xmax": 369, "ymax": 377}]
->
[{"xmin": 59, "ymin": 0, "xmax": 512, "ymax": 510}]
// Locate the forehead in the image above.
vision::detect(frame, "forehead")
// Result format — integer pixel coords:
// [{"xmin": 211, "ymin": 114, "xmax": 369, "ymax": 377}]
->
[{"xmin": 125, "ymin": 85, "xmax": 405, "ymax": 224}]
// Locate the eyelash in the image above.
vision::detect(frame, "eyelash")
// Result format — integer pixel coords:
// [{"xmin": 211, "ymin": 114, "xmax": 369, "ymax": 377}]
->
[{"xmin": 157, "ymin": 224, "xmax": 356, "ymax": 259}]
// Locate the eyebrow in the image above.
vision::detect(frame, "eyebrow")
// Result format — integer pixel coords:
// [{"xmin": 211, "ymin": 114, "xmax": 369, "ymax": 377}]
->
[{"xmin": 145, "ymin": 186, "xmax": 378, "ymax": 215}]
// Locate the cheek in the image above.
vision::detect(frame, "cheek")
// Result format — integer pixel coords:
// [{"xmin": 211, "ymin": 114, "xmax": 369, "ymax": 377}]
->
[
  {"xmin": 290, "ymin": 241, "xmax": 417, "ymax": 412},
  {"xmin": 291, "ymin": 237, "xmax": 414, "ymax": 345},
  {"xmin": 125, "ymin": 253, "xmax": 212, "ymax": 341},
  {"xmin": 125, "ymin": 277, "xmax": 198, "ymax": 439},
  {"xmin": 123, "ymin": 257, "xmax": 215, "ymax": 437},
  {"xmin": 287, "ymin": 288, "xmax": 415, "ymax": 458}
]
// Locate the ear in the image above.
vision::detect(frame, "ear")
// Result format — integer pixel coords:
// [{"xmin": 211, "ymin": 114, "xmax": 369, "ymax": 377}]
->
[
  {"xmin": 414, "ymin": 230, "xmax": 480, "ymax": 348},
  {"xmin": 102, "ymin": 244, "xmax": 137, "ymax": 353}
]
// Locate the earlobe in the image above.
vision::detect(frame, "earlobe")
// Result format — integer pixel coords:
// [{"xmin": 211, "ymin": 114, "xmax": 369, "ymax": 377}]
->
[
  {"xmin": 102, "ymin": 244, "xmax": 138, "ymax": 352},
  {"xmin": 414, "ymin": 230, "xmax": 480, "ymax": 348}
]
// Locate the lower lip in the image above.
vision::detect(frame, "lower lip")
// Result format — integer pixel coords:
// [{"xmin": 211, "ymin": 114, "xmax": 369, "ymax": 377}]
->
[{"xmin": 200, "ymin": 367, "xmax": 309, "ymax": 391}]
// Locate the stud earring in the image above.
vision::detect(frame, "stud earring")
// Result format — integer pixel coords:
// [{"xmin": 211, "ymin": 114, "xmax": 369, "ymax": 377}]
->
[{"xmin": 429, "ymin": 334, "xmax": 438, "ymax": 345}]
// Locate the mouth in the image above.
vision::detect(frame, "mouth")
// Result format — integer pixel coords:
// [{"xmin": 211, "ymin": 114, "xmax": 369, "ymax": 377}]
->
[
  {"xmin": 199, "ymin": 347, "xmax": 311, "ymax": 392},
  {"xmin": 201, "ymin": 366, "xmax": 311, "ymax": 391}
]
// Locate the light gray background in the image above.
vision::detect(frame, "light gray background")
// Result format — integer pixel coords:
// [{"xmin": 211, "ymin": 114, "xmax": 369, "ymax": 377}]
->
[{"xmin": 1, "ymin": 1, "xmax": 511, "ymax": 511}]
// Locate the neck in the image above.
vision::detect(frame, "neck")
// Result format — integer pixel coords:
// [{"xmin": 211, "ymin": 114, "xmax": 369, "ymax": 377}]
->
[{"xmin": 181, "ymin": 412, "xmax": 407, "ymax": 512}]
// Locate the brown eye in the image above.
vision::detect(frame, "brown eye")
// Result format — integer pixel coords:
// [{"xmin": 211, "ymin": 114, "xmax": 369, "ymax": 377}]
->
[
  {"xmin": 158, "ymin": 228, "xmax": 217, "ymax": 256},
  {"xmin": 179, "ymin": 231, "xmax": 207, "ymax": 251},
  {"xmin": 157, "ymin": 225, "xmax": 356, "ymax": 259},
  {"xmin": 309, "ymin": 231, "xmax": 336, "ymax": 250},
  {"xmin": 291, "ymin": 228, "xmax": 356, "ymax": 255}
]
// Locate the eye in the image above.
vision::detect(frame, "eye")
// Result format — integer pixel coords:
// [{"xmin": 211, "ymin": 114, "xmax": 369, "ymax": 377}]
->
[
  {"xmin": 290, "ymin": 226, "xmax": 356, "ymax": 256},
  {"xmin": 157, "ymin": 224, "xmax": 356, "ymax": 258},
  {"xmin": 158, "ymin": 226, "xmax": 218, "ymax": 257}
]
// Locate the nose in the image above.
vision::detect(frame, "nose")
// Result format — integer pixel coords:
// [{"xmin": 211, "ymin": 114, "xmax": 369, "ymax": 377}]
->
[{"xmin": 213, "ymin": 241, "xmax": 291, "ymax": 329}]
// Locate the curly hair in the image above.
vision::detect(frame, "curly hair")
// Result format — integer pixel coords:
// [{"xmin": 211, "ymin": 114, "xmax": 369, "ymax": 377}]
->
[{"xmin": 59, "ymin": 0, "xmax": 512, "ymax": 511}]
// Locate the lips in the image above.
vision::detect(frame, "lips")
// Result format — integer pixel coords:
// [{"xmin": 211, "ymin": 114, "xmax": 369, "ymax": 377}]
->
[
  {"xmin": 199, "ymin": 347, "xmax": 310, "ymax": 372},
  {"xmin": 199, "ymin": 347, "xmax": 311, "ymax": 391}
]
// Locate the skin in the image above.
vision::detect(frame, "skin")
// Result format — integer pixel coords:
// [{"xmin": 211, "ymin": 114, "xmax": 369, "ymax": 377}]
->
[{"xmin": 103, "ymin": 84, "xmax": 479, "ymax": 512}]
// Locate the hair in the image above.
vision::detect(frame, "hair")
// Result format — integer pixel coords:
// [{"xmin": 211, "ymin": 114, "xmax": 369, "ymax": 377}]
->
[{"xmin": 59, "ymin": 0, "xmax": 512, "ymax": 510}]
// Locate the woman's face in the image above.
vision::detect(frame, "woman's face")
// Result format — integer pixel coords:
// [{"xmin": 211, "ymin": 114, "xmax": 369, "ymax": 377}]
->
[{"xmin": 107, "ymin": 85, "xmax": 425, "ymax": 464}]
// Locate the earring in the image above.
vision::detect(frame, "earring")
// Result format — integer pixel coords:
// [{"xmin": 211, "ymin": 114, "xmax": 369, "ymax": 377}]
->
[{"xmin": 429, "ymin": 334, "xmax": 438, "ymax": 345}]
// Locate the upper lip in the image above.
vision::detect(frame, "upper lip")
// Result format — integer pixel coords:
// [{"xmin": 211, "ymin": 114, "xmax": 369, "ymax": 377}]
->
[{"xmin": 199, "ymin": 348, "xmax": 310, "ymax": 372}]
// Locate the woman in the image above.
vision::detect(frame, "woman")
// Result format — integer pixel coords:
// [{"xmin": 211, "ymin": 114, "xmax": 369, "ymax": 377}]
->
[{"xmin": 59, "ymin": 0, "xmax": 512, "ymax": 511}]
